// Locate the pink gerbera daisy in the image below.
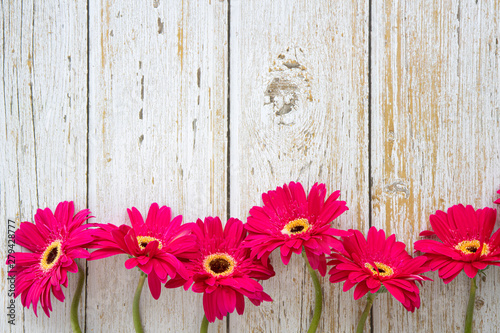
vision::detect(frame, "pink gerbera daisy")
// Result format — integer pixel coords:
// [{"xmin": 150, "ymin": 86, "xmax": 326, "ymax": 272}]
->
[
  {"xmin": 7, "ymin": 201, "xmax": 93, "ymax": 317},
  {"xmin": 494, "ymin": 189, "xmax": 500, "ymax": 204},
  {"xmin": 244, "ymin": 181, "xmax": 349, "ymax": 276},
  {"xmin": 166, "ymin": 217, "xmax": 274, "ymax": 323},
  {"xmin": 414, "ymin": 204, "xmax": 500, "ymax": 283},
  {"xmin": 88, "ymin": 203, "xmax": 196, "ymax": 299},
  {"xmin": 328, "ymin": 227, "xmax": 431, "ymax": 312}
]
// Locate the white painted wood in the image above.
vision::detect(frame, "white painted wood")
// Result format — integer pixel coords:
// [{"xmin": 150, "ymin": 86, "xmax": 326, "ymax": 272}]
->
[
  {"xmin": 0, "ymin": 2, "xmax": 35, "ymax": 330},
  {"xmin": 371, "ymin": 0, "xmax": 500, "ymax": 331},
  {"xmin": 86, "ymin": 0, "xmax": 228, "ymax": 332},
  {"xmin": 229, "ymin": 1, "xmax": 370, "ymax": 332},
  {"xmin": 2, "ymin": 0, "xmax": 500, "ymax": 332},
  {"xmin": 0, "ymin": 0, "xmax": 89, "ymax": 332}
]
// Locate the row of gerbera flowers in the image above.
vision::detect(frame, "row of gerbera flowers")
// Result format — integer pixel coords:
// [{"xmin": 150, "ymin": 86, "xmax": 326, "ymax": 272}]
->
[{"xmin": 7, "ymin": 182, "xmax": 500, "ymax": 333}]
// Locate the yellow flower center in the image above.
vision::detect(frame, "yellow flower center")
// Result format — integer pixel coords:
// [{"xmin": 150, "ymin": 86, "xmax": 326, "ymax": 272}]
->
[
  {"xmin": 365, "ymin": 262, "xmax": 394, "ymax": 277},
  {"xmin": 137, "ymin": 236, "xmax": 163, "ymax": 250},
  {"xmin": 40, "ymin": 240, "xmax": 62, "ymax": 271},
  {"xmin": 455, "ymin": 240, "xmax": 489, "ymax": 255},
  {"xmin": 203, "ymin": 253, "xmax": 236, "ymax": 277},
  {"xmin": 281, "ymin": 218, "xmax": 310, "ymax": 236}
]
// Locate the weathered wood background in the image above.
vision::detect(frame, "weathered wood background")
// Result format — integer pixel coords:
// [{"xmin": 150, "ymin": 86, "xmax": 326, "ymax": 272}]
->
[{"xmin": 1, "ymin": 0, "xmax": 499, "ymax": 332}]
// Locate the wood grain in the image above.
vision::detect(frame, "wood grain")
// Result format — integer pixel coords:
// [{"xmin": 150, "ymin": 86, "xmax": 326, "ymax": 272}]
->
[
  {"xmin": 1, "ymin": 0, "xmax": 89, "ymax": 332},
  {"xmin": 2, "ymin": 0, "xmax": 500, "ymax": 332},
  {"xmin": 371, "ymin": 0, "xmax": 500, "ymax": 331},
  {"xmin": 86, "ymin": 0, "xmax": 228, "ymax": 332},
  {"xmin": 229, "ymin": 1, "xmax": 369, "ymax": 331}
]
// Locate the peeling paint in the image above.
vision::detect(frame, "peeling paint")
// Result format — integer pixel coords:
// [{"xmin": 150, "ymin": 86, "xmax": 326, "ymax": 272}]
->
[
  {"xmin": 264, "ymin": 78, "xmax": 298, "ymax": 115},
  {"xmin": 157, "ymin": 17, "xmax": 164, "ymax": 34},
  {"xmin": 384, "ymin": 179, "xmax": 410, "ymax": 198},
  {"xmin": 283, "ymin": 60, "xmax": 300, "ymax": 69},
  {"xmin": 177, "ymin": 1, "xmax": 185, "ymax": 69},
  {"xmin": 140, "ymin": 75, "xmax": 144, "ymax": 100},
  {"xmin": 192, "ymin": 118, "xmax": 197, "ymax": 149}
]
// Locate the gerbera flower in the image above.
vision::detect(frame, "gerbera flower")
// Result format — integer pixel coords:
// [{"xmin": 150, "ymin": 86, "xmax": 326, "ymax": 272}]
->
[
  {"xmin": 166, "ymin": 216, "xmax": 274, "ymax": 324},
  {"xmin": 494, "ymin": 189, "xmax": 500, "ymax": 204},
  {"xmin": 88, "ymin": 203, "xmax": 196, "ymax": 300},
  {"xmin": 244, "ymin": 181, "xmax": 349, "ymax": 276},
  {"xmin": 415, "ymin": 204, "xmax": 500, "ymax": 332},
  {"xmin": 7, "ymin": 201, "xmax": 93, "ymax": 317},
  {"xmin": 328, "ymin": 227, "xmax": 431, "ymax": 312},
  {"xmin": 414, "ymin": 204, "xmax": 500, "ymax": 283}
]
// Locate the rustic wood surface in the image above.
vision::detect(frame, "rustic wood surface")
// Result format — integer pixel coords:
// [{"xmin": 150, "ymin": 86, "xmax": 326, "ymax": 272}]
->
[
  {"xmin": 228, "ymin": 1, "xmax": 369, "ymax": 332},
  {"xmin": 86, "ymin": 0, "xmax": 228, "ymax": 332},
  {"xmin": 1, "ymin": 0, "xmax": 499, "ymax": 332},
  {"xmin": 371, "ymin": 1, "xmax": 500, "ymax": 332},
  {"xmin": 1, "ymin": 0, "xmax": 88, "ymax": 332}
]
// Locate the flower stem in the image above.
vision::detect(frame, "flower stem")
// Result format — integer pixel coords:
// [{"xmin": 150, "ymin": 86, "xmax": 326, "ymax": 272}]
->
[
  {"xmin": 200, "ymin": 315, "xmax": 209, "ymax": 333},
  {"xmin": 70, "ymin": 264, "xmax": 85, "ymax": 333},
  {"xmin": 464, "ymin": 276, "xmax": 477, "ymax": 333},
  {"xmin": 356, "ymin": 293, "xmax": 376, "ymax": 333},
  {"xmin": 133, "ymin": 272, "xmax": 147, "ymax": 333},
  {"xmin": 302, "ymin": 252, "xmax": 322, "ymax": 333}
]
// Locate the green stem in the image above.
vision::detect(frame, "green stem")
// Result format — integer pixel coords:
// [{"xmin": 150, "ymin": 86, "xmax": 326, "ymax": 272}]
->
[
  {"xmin": 464, "ymin": 276, "xmax": 477, "ymax": 333},
  {"xmin": 302, "ymin": 252, "xmax": 323, "ymax": 333},
  {"xmin": 70, "ymin": 263, "xmax": 85, "ymax": 333},
  {"xmin": 200, "ymin": 315, "xmax": 209, "ymax": 333},
  {"xmin": 133, "ymin": 272, "xmax": 147, "ymax": 333},
  {"xmin": 356, "ymin": 293, "xmax": 375, "ymax": 333}
]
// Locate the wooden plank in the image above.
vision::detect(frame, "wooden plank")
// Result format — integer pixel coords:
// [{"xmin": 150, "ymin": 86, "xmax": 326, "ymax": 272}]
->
[
  {"xmin": 1, "ymin": 2, "xmax": 35, "ymax": 331},
  {"xmin": 371, "ymin": 0, "xmax": 500, "ymax": 331},
  {"xmin": 0, "ymin": 0, "xmax": 88, "ymax": 332},
  {"xmin": 229, "ymin": 1, "xmax": 369, "ymax": 331},
  {"xmin": 86, "ymin": 0, "xmax": 228, "ymax": 332}
]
